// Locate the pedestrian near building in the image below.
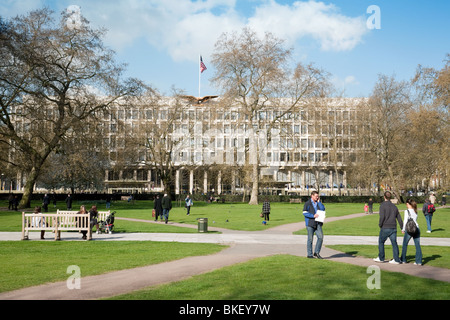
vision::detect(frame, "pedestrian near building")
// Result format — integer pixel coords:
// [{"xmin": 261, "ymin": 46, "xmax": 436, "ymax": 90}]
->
[
  {"xmin": 153, "ymin": 194, "xmax": 163, "ymax": 221},
  {"xmin": 42, "ymin": 194, "xmax": 50, "ymax": 212},
  {"xmin": 185, "ymin": 195, "xmax": 193, "ymax": 216},
  {"xmin": 302, "ymin": 191, "xmax": 325, "ymax": 259},
  {"xmin": 374, "ymin": 191, "xmax": 403, "ymax": 264},
  {"xmin": 422, "ymin": 198, "xmax": 435, "ymax": 233},
  {"xmin": 52, "ymin": 192, "xmax": 57, "ymax": 208},
  {"xmin": 105, "ymin": 194, "xmax": 112, "ymax": 209},
  {"xmin": 8, "ymin": 194, "xmax": 14, "ymax": 210},
  {"xmin": 368, "ymin": 198, "xmax": 374, "ymax": 214},
  {"xmin": 12, "ymin": 195, "xmax": 19, "ymax": 211},
  {"xmin": 65, "ymin": 194, "xmax": 73, "ymax": 210},
  {"xmin": 401, "ymin": 198, "xmax": 422, "ymax": 265},
  {"xmin": 262, "ymin": 198, "xmax": 270, "ymax": 221},
  {"xmin": 161, "ymin": 193, "xmax": 172, "ymax": 224},
  {"xmin": 429, "ymin": 193, "xmax": 436, "ymax": 205}
]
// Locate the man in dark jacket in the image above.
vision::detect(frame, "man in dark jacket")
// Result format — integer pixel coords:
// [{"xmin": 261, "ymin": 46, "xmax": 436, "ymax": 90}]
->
[
  {"xmin": 65, "ymin": 194, "xmax": 73, "ymax": 210},
  {"xmin": 302, "ymin": 191, "xmax": 325, "ymax": 259},
  {"xmin": 42, "ymin": 194, "xmax": 50, "ymax": 212},
  {"xmin": 161, "ymin": 193, "xmax": 172, "ymax": 224},
  {"xmin": 374, "ymin": 191, "xmax": 403, "ymax": 264}
]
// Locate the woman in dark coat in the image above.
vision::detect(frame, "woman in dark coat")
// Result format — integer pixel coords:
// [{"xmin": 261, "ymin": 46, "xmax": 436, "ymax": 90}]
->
[{"xmin": 153, "ymin": 195, "xmax": 163, "ymax": 221}]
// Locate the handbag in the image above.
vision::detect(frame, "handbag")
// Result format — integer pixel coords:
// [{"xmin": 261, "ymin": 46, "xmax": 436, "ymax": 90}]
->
[
  {"xmin": 405, "ymin": 210, "xmax": 417, "ymax": 236},
  {"xmin": 152, "ymin": 209, "xmax": 156, "ymax": 217}
]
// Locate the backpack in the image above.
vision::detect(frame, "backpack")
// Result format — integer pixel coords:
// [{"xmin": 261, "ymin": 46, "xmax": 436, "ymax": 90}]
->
[
  {"xmin": 427, "ymin": 204, "xmax": 435, "ymax": 214},
  {"xmin": 405, "ymin": 210, "xmax": 417, "ymax": 236}
]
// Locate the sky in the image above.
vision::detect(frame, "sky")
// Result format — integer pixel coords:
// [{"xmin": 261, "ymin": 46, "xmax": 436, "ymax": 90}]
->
[{"xmin": 1, "ymin": 0, "xmax": 449, "ymax": 98}]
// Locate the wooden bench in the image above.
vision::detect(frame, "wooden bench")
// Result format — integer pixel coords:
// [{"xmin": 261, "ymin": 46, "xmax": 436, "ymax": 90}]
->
[
  {"xmin": 56, "ymin": 209, "xmax": 111, "ymax": 233},
  {"xmin": 289, "ymin": 199, "xmax": 302, "ymax": 203},
  {"xmin": 22, "ymin": 212, "xmax": 91, "ymax": 241},
  {"xmin": 56, "ymin": 210, "xmax": 110, "ymax": 223}
]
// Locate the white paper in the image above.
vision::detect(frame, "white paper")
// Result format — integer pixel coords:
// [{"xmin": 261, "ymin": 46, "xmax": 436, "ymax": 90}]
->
[{"xmin": 315, "ymin": 210, "xmax": 326, "ymax": 223}]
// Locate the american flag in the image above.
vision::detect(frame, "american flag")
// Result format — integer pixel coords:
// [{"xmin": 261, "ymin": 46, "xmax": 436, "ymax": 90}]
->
[{"xmin": 200, "ymin": 56, "xmax": 207, "ymax": 73}]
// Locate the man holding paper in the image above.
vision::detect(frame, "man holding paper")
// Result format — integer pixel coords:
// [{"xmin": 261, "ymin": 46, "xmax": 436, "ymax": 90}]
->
[{"xmin": 303, "ymin": 191, "xmax": 325, "ymax": 259}]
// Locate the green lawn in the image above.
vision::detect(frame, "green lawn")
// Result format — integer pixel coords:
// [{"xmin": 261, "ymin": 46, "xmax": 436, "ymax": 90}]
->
[
  {"xmin": 328, "ymin": 245, "xmax": 450, "ymax": 268},
  {"xmin": 0, "ymin": 200, "xmax": 372, "ymax": 232},
  {"xmin": 0, "ymin": 241, "xmax": 224, "ymax": 293},
  {"xmin": 0, "ymin": 200, "xmax": 448, "ymax": 299},
  {"xmin": 109, "ymin": 255, "xmax": 450, "ymax": 300}
]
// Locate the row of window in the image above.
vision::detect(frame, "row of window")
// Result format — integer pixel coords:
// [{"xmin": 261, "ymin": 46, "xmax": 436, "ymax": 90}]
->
[{"xmin": 101, "ymin": 106, "xmax": 366, "ymax": 122}]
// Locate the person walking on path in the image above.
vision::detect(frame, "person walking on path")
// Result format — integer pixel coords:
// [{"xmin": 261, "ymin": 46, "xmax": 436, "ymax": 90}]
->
[
  {"xmin": 374, "ymin": 191, "xmax": 403, "ymax": 264},
  {"xmin": 303, "ymin": 191, "xmax": 325, "ymax": 259},
  {"xmin": 185, "ymin": 195, "xmax": 193, "ymax": 216},
  {"xmin": 8, "ymin": 193, "xmax": 14, "ymax": 210},
  {"xmin": 65, "ymin": 194, "xmax": 73, "ymax": 210},
  {"xmin": 262, "ymin": 198, "xmax": 271, "ymax": 222},
  {"xmin": 161, "ymin": 193, "xmax": 172, "ymax": 224},
  {"xmin": 42, "ymin": 194, "xmax": 50, "ymax": 212},
  {"xmin": 368, "ymin": 198, "xmax": 374, "ymax": 214},
  {"xmin": 422, "ymin": 198, "xmax": 435, "ymax": 233},
  {"xmin": 429, "ymin": 193, "xmax": 436, "ymax": 205},
  {"xmin": 401, "ymin": 198, "xmax": 422, "ymax": 265},
  {"xmin": 153, "ymin": 195, "xmax": 163, "ymax": 221}
]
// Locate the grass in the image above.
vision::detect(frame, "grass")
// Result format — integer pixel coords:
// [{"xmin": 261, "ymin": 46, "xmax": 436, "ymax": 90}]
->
[
  {"xmin": 0, "ymin": 200, "xmax": 371, "ymax": 232},
  {"xmin": 0, "ymin": 241, "xmax": 224, "ymax": 293},
  {"xmin": 328, "ymin": 245, "xmax": 450, "ymax": 269},
  {"xmin": 109, "ymin": 255, "xmax": 450, "ymax": 300},
  {"xmin": 0, "ymin": 200, "xmax": 448, "ymax": 299}
]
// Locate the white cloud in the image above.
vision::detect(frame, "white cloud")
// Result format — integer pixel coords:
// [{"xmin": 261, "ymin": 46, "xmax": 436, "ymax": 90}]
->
[
  {"xmin": 72, "ymin": 0, "xmax": 244, "ymax": 62},
  {"xmin": 248, "ymin": 0, "xmax": 368, "ymax": 51},
  {"xmin": 332, "ymin": 75, "xmax": 360, "ymax": 96},
  {"xmin": 3, "ymin": 1, "xmax": 369, "ymax": 62}
]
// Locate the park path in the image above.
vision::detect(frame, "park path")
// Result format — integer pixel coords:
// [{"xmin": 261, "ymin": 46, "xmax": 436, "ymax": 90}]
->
[{"xmin": 0, "ymin": 210, "xmax": 449, "ymax": 300}]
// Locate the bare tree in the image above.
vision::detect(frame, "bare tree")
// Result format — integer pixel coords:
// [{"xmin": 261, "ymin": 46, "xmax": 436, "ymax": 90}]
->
[
  {"xmin": 359, "ymin": 74, "xmax": 412, "ymax": 200},
  {"xmin": 410, "ymin": 55, "xmax": 449, "ymax": 191},
  {"xmin": 0, "ymin": 9, "xmax": 140, "ymax": 207},
  {"xmin": 211, "ymin": 27, "xmax": 330, "ymax": 204}
]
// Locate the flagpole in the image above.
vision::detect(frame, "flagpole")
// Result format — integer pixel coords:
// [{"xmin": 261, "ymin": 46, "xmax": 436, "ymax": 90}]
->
[{"xmin": 199, "ymin": 55, "xmax": 201, "ymax": 98}]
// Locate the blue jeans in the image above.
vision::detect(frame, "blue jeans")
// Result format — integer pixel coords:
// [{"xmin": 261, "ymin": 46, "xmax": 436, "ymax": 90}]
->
[
  {"xmin": 401, "ymin": 229, "xmax": 422, "ymax": 264},
  {"xmin": 425, "ymin": 214, "xmax": 433, "ymax": 232},
  {"xmin": 378, "ymin": 228, "xmax": 400, "ymax": 262},
  {"xmin": 162, "ymin": 208, "xmax": 170, "ymax": 221},
  {"xmin": 306, "ymin": 224, "xmax": 323, "ymax": 256}
]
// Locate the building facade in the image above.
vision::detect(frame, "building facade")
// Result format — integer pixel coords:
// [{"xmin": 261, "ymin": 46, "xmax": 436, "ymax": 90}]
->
[{"xmin": 101, "ymin": 97, "xmax": 368, "ymax": 196}]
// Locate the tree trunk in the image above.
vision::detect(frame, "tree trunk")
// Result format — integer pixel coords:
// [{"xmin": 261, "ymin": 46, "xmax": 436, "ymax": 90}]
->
[
  {"xmin": 248, "ymin": 163, "xmax": 259, "ymax": 205},
  {"xmin": 18, "ymin": 167, "xmax": 40, "ymax": 209}
]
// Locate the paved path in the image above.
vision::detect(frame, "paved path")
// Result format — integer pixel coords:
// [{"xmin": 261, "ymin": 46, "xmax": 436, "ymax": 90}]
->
[{"xmin": 1, "ymin": 212, "xmax": 449, "ymax": 300}]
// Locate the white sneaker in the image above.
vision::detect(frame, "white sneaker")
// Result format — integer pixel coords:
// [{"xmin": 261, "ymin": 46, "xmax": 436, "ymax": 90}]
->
[
  {"xmin": 389, "ymin": 259, "xmax": 400, "ymax": 265},
  {"xmin": 373, "ymin": 257, "xmax": 384, "ymax": 262},
  {"xmin": 414, "ymin": 263, "xmax": 422, "ymax": 266},
  {"xmin": 426, "ymin": 230, "xmax": 431, "ymax": 233}
]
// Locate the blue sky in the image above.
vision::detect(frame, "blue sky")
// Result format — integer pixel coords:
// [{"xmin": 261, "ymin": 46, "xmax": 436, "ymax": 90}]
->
[{"xmin": 1, "ymin": 0, "xmax": 449, "ymax": 97}]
